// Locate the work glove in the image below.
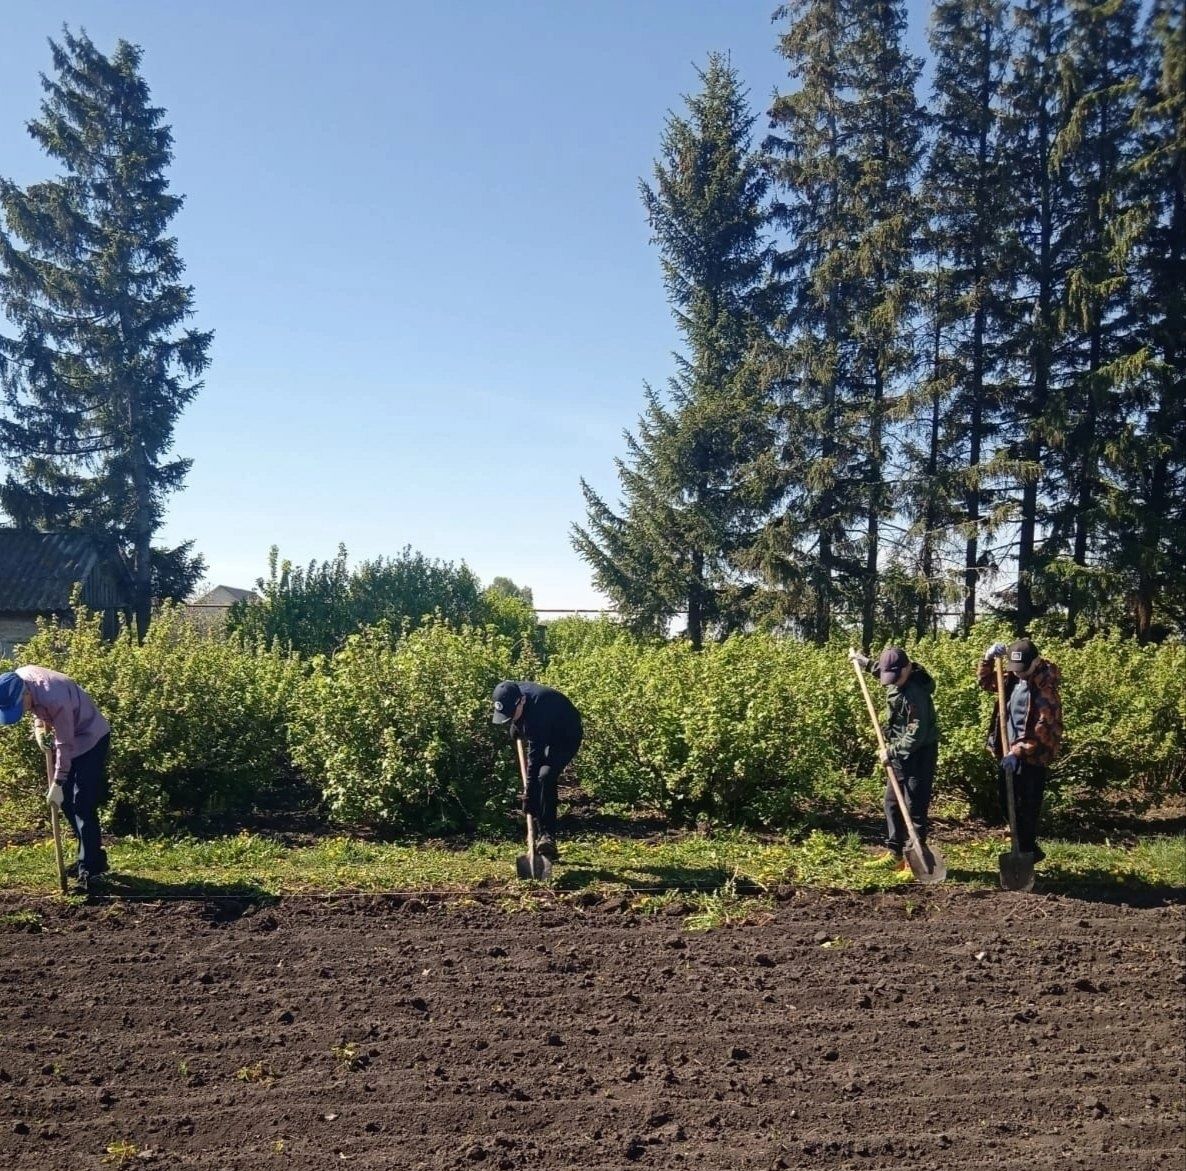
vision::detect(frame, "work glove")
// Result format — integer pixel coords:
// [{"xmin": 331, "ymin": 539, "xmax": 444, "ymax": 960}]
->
[
  {"xmin": 849, "ymin": 651, "xmax": 870, "ymax": 671},
  {"xmin": 1000, "ymin": 752, "xmax": 1020, "ymax": 776},
  {"xmin": 46, "ymin": 781, "xmax": 64, "ymax": 808},
  {"xmin": 984, "ymin": 642, "xmax": 1008, "ymax": 661},
  {"xmin": 878, "ymin": 747, "xmax": 893, "ymax": 766}
]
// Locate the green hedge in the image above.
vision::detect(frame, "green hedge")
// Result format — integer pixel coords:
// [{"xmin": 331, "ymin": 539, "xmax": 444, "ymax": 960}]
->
[
  {"xmin": 287, "ymin": 621, "xmax": 525, "ymax": 833},
  {"xmin": 2, "ymin": 610, "xmax": 1181, "ymax": 836},
  {"xmin": 0, "ymin": 606, "xmax": 300, "ymax": 833}
]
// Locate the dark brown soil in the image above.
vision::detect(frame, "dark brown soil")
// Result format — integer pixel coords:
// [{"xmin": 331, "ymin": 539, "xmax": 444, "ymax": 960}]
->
[{"xmin": 1, "ymin": 888, "xmax": 1182, "ymax": 1170}]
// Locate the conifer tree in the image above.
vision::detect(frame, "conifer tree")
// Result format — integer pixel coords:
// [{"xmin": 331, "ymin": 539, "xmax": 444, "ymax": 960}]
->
[
  {"xmin": 1044, "ymin": 0, "xmax": 1148, "ymax": 631},
  {"xmin": 916, "ymin": 0, "xmax": 1013, "ymax": 633},
  {"xmin": 998, "ymin": 0, "xmax": 1076, "ymax": 628},
  {"xmin": 0, "ymin": 29, "xmax": 211, "ymax": 634},
  {"xmin": 761, "ymin": 0, "xmax": 922, "ymax": 646},
  {"xmin": 1106, "ymin": 0, "xmax": 1186, "ymax": 639},
  {"xmin": 573, "ymin": 55, "xmax": 774, "ymax": 649}
]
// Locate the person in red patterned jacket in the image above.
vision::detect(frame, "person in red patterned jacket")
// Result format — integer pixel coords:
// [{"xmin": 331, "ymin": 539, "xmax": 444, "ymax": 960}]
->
[{"xmin": 978, "ymin": 637, "xmax": 1063, "ymax": 862}]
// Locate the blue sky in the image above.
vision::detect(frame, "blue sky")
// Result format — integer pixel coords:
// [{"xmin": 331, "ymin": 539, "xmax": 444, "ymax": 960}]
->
[{"xmin": 1, "ymin": 1, "xmax": 932, "ymax": 610}]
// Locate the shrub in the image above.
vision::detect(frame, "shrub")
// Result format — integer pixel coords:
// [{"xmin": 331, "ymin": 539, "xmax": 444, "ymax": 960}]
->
[
  {"xmin": 287, "ymin": 621, "xmax": 520, "ymax": 833},
  {"xmin": 0, "ymin": 605, "xmax": 301, "ymax": 833},
  {"xmin": 546, "ymin": 633, "xmax": 870, "ymax": 825}
]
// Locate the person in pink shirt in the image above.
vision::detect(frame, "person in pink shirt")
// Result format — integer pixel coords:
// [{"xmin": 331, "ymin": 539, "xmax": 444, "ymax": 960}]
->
[{"xmin": 0, "ymin": 666, "xmax": 112, "ymax": 889}]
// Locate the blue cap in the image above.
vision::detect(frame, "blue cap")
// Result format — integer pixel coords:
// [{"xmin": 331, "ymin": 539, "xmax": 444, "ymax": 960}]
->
[{"xmin": 0, "ymin": 671, "xmax": 26, "ymax": 726}]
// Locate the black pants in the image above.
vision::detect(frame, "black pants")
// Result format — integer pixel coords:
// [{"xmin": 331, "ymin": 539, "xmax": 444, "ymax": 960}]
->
[
  {"xmin": 61, "ymin": 733, "xmax": 110, "ymax": 873},
  {"xmin": 526, "ymin": 741, "xmax": 579, "ymax": 838},
  {"xmin": 999, "ymin": 761, "xmax": 1047, "ymax": 854},
  {"xmin": 885, "ymin": 742, "xmax": 937, "ymax": 854}
]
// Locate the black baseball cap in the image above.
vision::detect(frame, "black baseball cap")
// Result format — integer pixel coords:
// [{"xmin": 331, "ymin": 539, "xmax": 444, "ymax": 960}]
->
[
  {"xmin": 491, "ymin": 681, "xmax": 522, "ymax": 724},
  {"xmin": 877, "ymin": 647, "xmax": 910, "ymax": 685},
  {"xmin": 1006, "ymin": 638, "xmax": 1038, "ymax": 674}
]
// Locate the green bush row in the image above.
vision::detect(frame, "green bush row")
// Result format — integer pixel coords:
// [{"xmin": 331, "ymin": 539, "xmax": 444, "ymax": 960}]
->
[{"xmin": 1, "ymin": 612, "xmax": 1181, "ymax": 835}]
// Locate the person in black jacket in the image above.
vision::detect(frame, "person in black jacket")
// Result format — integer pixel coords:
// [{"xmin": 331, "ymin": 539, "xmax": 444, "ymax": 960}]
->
[{"xmin": 492, "ymin": 680, "xmax": 583, "ymax": 862}]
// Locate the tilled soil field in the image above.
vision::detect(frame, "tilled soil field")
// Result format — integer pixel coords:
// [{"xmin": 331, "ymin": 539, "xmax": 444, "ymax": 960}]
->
[{"xmin": 0, "ymin": 887, "xmax": 1183, "ymax": 1171}]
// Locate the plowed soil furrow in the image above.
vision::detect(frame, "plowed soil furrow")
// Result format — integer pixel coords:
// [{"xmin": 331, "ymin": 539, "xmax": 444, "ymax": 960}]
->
[{"xmin": 1, "ymin": 888, "xmax": 1182, "ymax": 1171}]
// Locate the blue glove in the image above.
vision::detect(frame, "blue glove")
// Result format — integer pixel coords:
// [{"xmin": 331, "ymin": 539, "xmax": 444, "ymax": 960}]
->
[
  {"xmin": 984, "ymin": 642, "xmax": 1008, "ymax": 661},
  {"xmin": 1001, "ymin": 753, "xmax": 1020, "ymax": 776}
]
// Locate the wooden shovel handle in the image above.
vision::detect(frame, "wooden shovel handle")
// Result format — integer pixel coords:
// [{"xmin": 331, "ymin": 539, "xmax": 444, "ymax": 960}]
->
[
  {"xmin": 514, "ymin": 737, "xmax": 536, "ymax": 857},
  {"xmin": 994, "ymin": 658, "xmax": 1023, "ymax": 846},
  {"xmin": 44, "ymin": 747, "xmax": 67, "ymax": 894}
]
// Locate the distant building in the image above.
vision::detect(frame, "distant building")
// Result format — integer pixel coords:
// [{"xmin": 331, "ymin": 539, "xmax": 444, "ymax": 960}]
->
[
  {"xmin": 0, "ymin": 529, "xmax": 133, "ymax": 658},
  {"xmin": 186, "ymin": 584, "xmax": 260, "ymax": 631}
]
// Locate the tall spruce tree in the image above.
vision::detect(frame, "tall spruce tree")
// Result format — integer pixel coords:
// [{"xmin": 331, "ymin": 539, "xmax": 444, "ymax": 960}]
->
[
  {"xmin": 998, "ymin": 0, "xmax": 1076, "ymax": 628},
  {"xmin": 0, "ymin": 29, "xmax": 211, "ymax": 635},
  {"xmin": 916, "ymin": 0, "xmax": 1013, "ymax": 634},
  {"xmin": 1044, "ymin": 0, "xmax": 1148, "ymax": 632},
  {"xmin": 573, "ymin": 55, "xmax": 774, "ymax": 649},
  {"xmin": 1107, "ymin": 0, "xmax": 1186, "ymax": 639},
  {"xmin": 761, "ymin": 0, "xmax": 922, "ymax": 646}
]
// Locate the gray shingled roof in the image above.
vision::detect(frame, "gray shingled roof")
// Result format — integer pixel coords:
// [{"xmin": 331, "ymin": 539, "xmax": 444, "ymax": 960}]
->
[{"xmin": 0, "ymin": 529, "xmax": 115, "ymax": 611}]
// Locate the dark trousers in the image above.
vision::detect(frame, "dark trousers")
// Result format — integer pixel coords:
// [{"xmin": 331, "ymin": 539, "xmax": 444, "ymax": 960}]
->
[
  {"xmin": 999, "ymin": 761, "xmax": 1047, "ymax": 854},
  {"xmin": 526, "ymin": 741, "xmax": 579, "ymax": 838},
  {"xmin": 885, "ymin": 742, "xmax": 937, "ymax": 854},
  {"xmin": 61, "ymin": 733, "xmax": 110, "ymax": 873}
]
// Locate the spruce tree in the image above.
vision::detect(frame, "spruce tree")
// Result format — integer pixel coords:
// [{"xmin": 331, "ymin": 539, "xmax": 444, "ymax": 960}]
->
[
  {"xmin": 1045, "ymin": 0, "xmax": 1148, "ymax": 632},
  {"xmin": 573, "ymin": 55, "xmax": 774, "ymax": 649},
  {"xmin": 0, "ymin": 29, "xmax": 211, "ymax": 633},
  {"xmin": 916, "ymin": 0, "xmax": 1013, "ymax": 634},
  {"xmin": 1106, "ymin": 0, "xmax": 1186, "ymax": 639},
  {"xmin": 998, "ymin": 0, "xmax": 1076, "ymax": 628},
  {"xmin": 762, "ymin": 0, "xmax": 922, "ymax": 646}
]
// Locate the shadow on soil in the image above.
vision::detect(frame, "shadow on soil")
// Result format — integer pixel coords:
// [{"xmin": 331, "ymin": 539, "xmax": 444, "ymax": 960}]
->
[
  {"xmin": 946, "ymin": 862, "xmax": 1184, "ymax": 908},
  {"xmin": 89, "ymin": 871, "xmax": 278, "ymax": 905}
]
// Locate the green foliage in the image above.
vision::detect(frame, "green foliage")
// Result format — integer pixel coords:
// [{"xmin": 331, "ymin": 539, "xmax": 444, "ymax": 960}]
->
[
  {"xmin": 546, "ymin": 632, "xmax": 868, "ymax": 824},
  {"xmin": 0, "ymin": 29, "xmax": 211, "ymax": 635},
  {"xmin": 228, "ymin": 544, "xmax": 518, "ymax": 658},
  {"xmin": 287, "ymin": 621, "xmax": 520, "ymax": 833},
  {"xmin": 542, "ymin": 615, "xmax": 634, "ymax": 662},
  {"xmin": 0, "ymin": 606, "xmax": 300, "ymax": 833},
  {"xmin": 573, "ymin": 54, "xmax": 775, "ymax": 649}
]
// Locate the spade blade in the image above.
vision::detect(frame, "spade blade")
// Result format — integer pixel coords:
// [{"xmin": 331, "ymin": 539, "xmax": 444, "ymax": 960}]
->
[
  {"xmin": 998, "ymin": 849, "xmax": 1035, "ymax": 892},
  {"xmin": 516, "ymin": 851, "xmax": 551, "ymax": 881},
  {"xmin": 905, "ymin": 840, "xmax": 947, "ymax": 885}
]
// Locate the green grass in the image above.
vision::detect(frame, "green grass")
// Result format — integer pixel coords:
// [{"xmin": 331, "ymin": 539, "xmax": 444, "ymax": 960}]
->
[{"xmin": 1, "ymin": 827, "xmax": 1181, "ymax": 906}]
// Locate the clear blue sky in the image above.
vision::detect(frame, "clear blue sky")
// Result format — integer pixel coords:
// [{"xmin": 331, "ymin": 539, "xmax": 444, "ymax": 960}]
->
[{"xmin": 1, "ymin": 1, "xmax": 932, "ymax": 610}]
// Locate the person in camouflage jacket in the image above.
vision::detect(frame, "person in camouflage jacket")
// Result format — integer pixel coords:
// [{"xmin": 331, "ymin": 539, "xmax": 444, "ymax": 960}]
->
[{"xmin": 978, "ymin": 637, "xmax": 1063, "ymax": 860}]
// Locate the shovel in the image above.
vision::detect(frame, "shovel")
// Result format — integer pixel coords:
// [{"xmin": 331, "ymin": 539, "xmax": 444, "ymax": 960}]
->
[
  {"xmin": 513, "ymin": 737, "xmax": 551, "ymax": 881},
  {"xmin": 995, "ymin": 658, "xmax": 1035, "ymax": 892},
  {"xmin": 43, "ymin": 746, "xmax": 68, "ymax": 895},
  {"xmin": 850, "ymin": 651, "xmax": 946, "ymax": 885}
]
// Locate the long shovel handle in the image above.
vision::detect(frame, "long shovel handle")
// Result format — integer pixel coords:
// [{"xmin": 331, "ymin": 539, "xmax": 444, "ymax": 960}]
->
[
  {"xmin": 849, "ymin": 651, "xmax": 924, "ymax": 858},
  {"xmin": 514, "ymin": 737, "xmax": 536, "ymax": 859},
  {"xmin": 44, "ymin": 747, "xmax": 67, "ymax": 894},
  {"xmin": 995, "ymin": 659, "xmax": 1022, "ymax": 849}
]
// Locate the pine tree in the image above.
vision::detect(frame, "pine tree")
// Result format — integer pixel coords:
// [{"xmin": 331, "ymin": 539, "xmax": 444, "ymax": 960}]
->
[
  {"xmin": 761, "ymin": 0, "xmax": 922, "ymax": 646},
  {"xmin": 573, "ymin": 55, "xmax": 774, "ymax": 649},
  {"xmin": 916, "ymin": 0, "xmax": 1013, "ymax": 634},
  {"xmin": 0, "ymin": 29, "xmax": 211, "ymax": 634}
]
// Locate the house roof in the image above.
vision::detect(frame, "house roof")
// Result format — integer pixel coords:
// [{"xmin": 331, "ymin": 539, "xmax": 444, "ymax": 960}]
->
[
  {"xmin": 190, "ymin": 585, "xmax": 259, "ymax": 607},
  {"xmin": 0, "ymin": 529, "xmax": 125, "ymax": 611}
]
